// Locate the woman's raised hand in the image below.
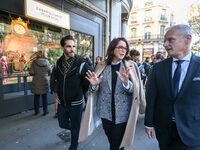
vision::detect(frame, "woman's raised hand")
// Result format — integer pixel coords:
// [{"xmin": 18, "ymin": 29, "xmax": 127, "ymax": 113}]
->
[
  {"xmin": 116, "ymin": 66, "xmax": 130, "ymax": 86},
  {"xmin": 85, "ymin": 70, "xmax": 103, "ymax": 86}
]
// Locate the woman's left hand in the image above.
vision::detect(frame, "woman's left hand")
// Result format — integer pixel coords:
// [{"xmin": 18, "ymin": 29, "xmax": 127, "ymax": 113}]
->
[{"xmin": 116, "ymin": 66, "xmax": 129, "ymax": 86}]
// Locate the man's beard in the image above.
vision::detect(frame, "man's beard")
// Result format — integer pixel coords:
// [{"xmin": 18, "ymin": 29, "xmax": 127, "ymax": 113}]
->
[{"xmin": 68, "ymin": 52, "xmax": 75, "ymax": 58}]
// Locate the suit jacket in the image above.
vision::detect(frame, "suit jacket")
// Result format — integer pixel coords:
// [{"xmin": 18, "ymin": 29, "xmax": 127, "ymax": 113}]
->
[
  {"xmin": 144, "ymin": 54, "xmax": 200, "ymax": 147},
  {"xmin": 79, "ymin": 60, "xmax": 146, "ymax": 148}
]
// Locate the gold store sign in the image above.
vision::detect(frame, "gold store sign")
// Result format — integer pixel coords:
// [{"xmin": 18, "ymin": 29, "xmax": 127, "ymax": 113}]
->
[{"xmin": 25, "ymin": 0, "xmax": 70, "ymax": 29}]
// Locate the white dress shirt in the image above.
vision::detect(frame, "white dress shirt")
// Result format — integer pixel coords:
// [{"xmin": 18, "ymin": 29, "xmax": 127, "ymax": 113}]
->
[{"xmin": 172, "ymin": 52, "xmax": 192, "ymax": 91}]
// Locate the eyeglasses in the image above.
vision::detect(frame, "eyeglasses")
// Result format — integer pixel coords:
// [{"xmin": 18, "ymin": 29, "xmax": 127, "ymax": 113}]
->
[
  {"xmin": 66, "ymin": 45, "xmax": 76, "ymax": 48},
  {"xmin": 115, "ymin": 46, "xmax": 128, "ymax": 51}
]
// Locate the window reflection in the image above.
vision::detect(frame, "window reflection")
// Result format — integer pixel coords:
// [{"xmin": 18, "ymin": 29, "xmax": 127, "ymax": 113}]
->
[{"xmin": 0, "ymin": 14, "xmax": 94, "ymax": 91}]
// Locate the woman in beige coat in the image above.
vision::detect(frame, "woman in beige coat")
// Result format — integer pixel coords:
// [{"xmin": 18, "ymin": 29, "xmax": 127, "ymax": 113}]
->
[{"xmin": 79, "ymin": 37, "xmax": 146, "ymax": 150}]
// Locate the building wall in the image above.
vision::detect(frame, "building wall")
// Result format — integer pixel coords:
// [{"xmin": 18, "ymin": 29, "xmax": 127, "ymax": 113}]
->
[
  {"xmin": 110, "ymin": 1, "xmax": 122, "ymax": 39},
  {"xmin": 110, "ymin": 0, "xmax": 133, "ymax": 39},
  {"xmin": 0, "ymin": 0, "xmax": 106, "ymax": 117},
  {"xmin": 128, "ymin": 1, "xmax": 174, "ymax": 60},
  {"xmin": 0, "ymin": 0, "xmax": 133, "ymax": 117},
  {"xmin": 40, "ymin": 0, "xmax": 106, "ymax": 60}
]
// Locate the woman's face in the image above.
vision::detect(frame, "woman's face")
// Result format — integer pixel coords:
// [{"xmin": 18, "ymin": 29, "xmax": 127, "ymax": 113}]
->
[{"xmin": 113, "ymin": 40, "xmax": 127, "ymax": 62}]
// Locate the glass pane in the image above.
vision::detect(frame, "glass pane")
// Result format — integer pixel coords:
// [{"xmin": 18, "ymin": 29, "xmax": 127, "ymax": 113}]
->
[
  {"xmin": 131, "ymin": 28, "xmax": 136, "ymax": 38},
  {"xmin": 70, "ymin": 31, "xmax": 94, "ymax": 63},
  {"xmin": 0, "ymin": 12, "xmax": 94, "ymax": 96},
  {"xmin": 88, "ymin": 0, "xmax": 107, "ymax": 12}
]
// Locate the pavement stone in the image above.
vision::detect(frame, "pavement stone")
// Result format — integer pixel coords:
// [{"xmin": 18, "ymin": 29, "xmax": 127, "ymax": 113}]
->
[{"xmin": 0, "ymin": 104, "xmax": 159, "ymax": 150}]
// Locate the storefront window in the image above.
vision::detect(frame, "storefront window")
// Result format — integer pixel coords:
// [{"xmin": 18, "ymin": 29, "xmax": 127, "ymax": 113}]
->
[
  {"xmin": 71, "ymin": 31, "xmax": 93, "ymax": 61},
  {"xmin": 0, "ymin": 12, "xmax": 94, "ymax": 96},
  {"xmin": 143, "ymin": 49, "xmax": 153, "ymax": 60}
]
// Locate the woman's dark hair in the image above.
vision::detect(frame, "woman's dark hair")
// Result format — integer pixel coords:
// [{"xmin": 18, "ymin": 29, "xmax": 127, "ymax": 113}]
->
[
  {"xmin": 60, "ymin": 35, "xmax": 74, "ymax": 47},
  {"xmin": 105, "ymin": 37, "xmax": 129, "ymax": 65}
]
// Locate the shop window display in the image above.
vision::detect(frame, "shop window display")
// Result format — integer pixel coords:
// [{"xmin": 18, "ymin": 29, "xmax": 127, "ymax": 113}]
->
[{"xmin": 0, "ymin": 13, "xmax": 94, "ymax": 96}]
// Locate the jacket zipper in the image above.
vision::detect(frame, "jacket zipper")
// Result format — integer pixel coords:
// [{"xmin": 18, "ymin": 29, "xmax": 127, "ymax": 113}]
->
[
  {"xmin": 63, "ymin": 74, "xmax": 67, "ymax": 106},
  {"xmin": 57, "ymin": 65, "xmax": 67, "ymax": 106},
  {"xmin": 57, "ymin": 58, "xmax": 79, "ymax": 106}
]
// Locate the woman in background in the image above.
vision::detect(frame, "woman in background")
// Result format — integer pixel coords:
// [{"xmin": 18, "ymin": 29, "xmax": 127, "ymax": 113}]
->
[
  {"xmin": 0, "ymin": 56, "xmax": 8, "ymax": 83},
  {"xmin": 29, "ymin": 51, "xmax": 51, "ymax": 115}
]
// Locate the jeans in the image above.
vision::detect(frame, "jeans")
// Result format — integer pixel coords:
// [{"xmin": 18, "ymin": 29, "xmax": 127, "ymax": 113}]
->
[
  {"xmin": 102, "ymin": 118, "xmax": 126, "ymax": 150},
  {"xmin": 57, "ymin": 104, "xmax": 83, "ymax": 150},
  {"xmin": 34, "ymin": 94, "xmax": 48, "ymax": 113}
]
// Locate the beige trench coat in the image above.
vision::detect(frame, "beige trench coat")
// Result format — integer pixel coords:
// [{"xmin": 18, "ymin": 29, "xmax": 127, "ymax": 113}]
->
[{"xmin": 79, "ymin": 60, "xmax": 146, "ymax": 148}]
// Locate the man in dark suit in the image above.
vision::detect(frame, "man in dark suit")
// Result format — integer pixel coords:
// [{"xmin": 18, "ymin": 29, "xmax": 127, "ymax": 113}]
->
[{"xmin": 144, "ymin": 24, "xmax": 200, "ymax": 150}]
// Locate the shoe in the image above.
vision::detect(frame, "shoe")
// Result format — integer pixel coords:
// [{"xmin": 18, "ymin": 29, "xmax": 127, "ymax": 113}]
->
[
  {"xmin": 34, "ymin": 112, "xmax": 39, "ymax": 115},
  {"xmin": 57, "ymin": 130, "xmax": 71, "ymax": 142},
  {"xmin": 54, "ymin": 113, "xmax": 58, "ymax": 118},
  {"xmin": 43, "ymin": 111, "xmax": 49, "ymax": 116},
  {"xmin": 68, "ymin": 144, "xmax": 78, "ymax": 150}
]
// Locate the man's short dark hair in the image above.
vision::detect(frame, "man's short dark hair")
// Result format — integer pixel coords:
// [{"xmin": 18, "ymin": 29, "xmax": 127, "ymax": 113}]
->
[
  {"xmin": 130, "ymin": 49, "xmax": 140, "ymax": 57},
  {"xmin": 60, "ymin": 35, "xmax": 74, "ymax": 47},
  {"xmin": 155, "ymin": 52, "xmax": 165, "ymax": 60}
]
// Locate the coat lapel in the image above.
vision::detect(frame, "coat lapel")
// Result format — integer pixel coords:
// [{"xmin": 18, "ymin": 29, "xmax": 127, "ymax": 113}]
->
[
  {"xmin": 107, "ymin": 66, "xmax": 112, "ymax": 91},
  {"xmin": 120, "ymin": 60, "xmax": 146, "ymax": 148},
  {"xmin": 106, "ymin": 62, "xmax": 123, "ymax": 91},
  {"xmin": 165, "ymin": 58, "xmax": 174, "ymax": 98},
  {"xmin": 178, "ymin": 55, "xmax": 198, "ymax": 98},
  {"xmin": 95, "ymin": 61, "xmax": 112, "ymax": 91},
  {"xmin": 115, "ymin": 62, "xmax": 124, "ymax": 92}
]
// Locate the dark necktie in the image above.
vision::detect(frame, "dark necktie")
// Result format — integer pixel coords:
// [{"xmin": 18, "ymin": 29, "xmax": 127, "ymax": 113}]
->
[
  {"xmin": 172, "ymin": 60, "xmax": 184, "ymax": 120},
  {"xmin": 172, "ymin": 60, "xmax": 184, "ymax": 97}
]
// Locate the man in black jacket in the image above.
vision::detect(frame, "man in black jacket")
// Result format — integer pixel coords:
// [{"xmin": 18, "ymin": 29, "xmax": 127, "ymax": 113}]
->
[{"xmin": 55, "ymin": 35, "xmax": 93, "ymax": 150}]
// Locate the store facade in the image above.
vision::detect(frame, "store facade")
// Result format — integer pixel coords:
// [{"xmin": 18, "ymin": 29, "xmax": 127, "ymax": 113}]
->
[{"xmin": 0, "ymin": 0, "xmax": 105, "ymax": 117}]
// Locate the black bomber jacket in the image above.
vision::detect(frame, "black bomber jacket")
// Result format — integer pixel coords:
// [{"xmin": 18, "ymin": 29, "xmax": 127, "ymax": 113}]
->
[{"xmin": 55, "ymin": 54, "xmax": 93, "ymax": 106}]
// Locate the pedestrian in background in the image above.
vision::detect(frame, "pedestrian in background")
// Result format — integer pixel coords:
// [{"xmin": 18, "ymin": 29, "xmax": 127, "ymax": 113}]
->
[
  {"xmin": 82, "ymin": 37, "xmax": 146, "ymax": 150},
  {"xmin": 129, "ymin": 49, "xmax": 146, "ymax": 83},
  {"xmin": 154, "ymin": 52, "xmax": 165, "ymax": 63},
  {"xmin": 129, "ymin": 49, "xmax": 141, "ymax": 66},
  {"xmin": 147, "ymin": 52, "xmax": 166, "ymax": 80},
  {"xmin": 95, "ymin": 56, "xmax": 102, "ymax": 67},
  {"xmin": 150, "ymin": 54, "xmax": 156, "ymax": 66},
  {"xmin": 0, "ymin": 56, "xmax": 8, "ymax": 83},
  {"xmin": 54, "ymin": 35, "xmax": 93, "ymax": 150},
  {"xmin": 141, "ymin": 57, "xmax": 151, "ymax": 86},
  {"xmin": 29, "ymin": 51, "xmax": 51, "ymax": 116},
  {"xmin": 142, "ymin": 57, "xmax": 151, "ymax": 76},
  {"xmin": 144, "ymin": 24, "xmax": 200, "ymax": 150}
]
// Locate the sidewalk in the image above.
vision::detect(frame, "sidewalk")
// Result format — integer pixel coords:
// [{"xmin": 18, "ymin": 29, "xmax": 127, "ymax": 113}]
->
[{"xmin": 0, "ymin": 104, "xmax": 159, "ymax": 150}]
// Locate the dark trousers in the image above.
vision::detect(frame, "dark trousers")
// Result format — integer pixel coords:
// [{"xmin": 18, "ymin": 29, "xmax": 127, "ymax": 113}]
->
[
  {"xmin": 57, "ymin": 104, "xmax": 83, "ymax": 150},
  {"xmin": 102, "ymin": 118, "xmax": 126, "ymax": 150},
  {"xmin": 34, "ymin": 94, "xmax": 48, "ymax": 113},
  {"xmin": 157, "ymin": 122, "xmax": 200, "ymax": 150}
]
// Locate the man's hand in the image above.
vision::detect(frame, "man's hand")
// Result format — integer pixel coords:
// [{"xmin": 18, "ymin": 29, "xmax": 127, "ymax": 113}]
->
[{"xmin": 145, "ymin": 127, "xmax": 156, "ymax": 139}]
